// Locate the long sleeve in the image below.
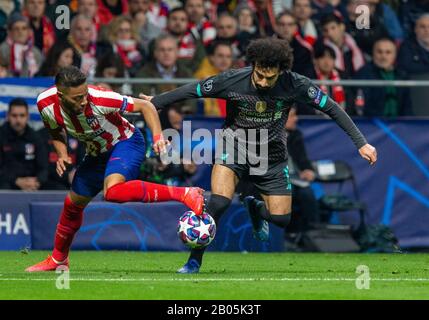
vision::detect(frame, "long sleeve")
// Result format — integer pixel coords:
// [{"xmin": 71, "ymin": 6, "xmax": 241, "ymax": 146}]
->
[
  {"xmin": 151, "ymin": 70, "xmax": 236, "ymax": 109},
  {"xmin": 294, "ymin": 76, "xmax": 367, "ymax": 149}
]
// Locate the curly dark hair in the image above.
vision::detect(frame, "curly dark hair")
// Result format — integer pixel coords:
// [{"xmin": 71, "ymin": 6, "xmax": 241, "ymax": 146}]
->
[{"xmin": 246, "ymin": 38, "xmax": 294, "ymax": 71}]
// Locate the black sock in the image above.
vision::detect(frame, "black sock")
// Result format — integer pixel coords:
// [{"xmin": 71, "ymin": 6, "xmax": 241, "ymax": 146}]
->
[
  {"xmin": 268, "ymin": 214, "xmax": 291, "ymax": 229},
  {"xmin": 189, "ymin": 194, "xmax": 231, "ymax": 265},
  {"xmin": 253, "ymin": 198, "xmax": 291, "ymax": 229}
]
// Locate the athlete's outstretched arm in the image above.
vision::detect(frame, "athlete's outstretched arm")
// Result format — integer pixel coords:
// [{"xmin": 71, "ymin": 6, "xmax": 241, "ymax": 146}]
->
[
  {"xmin": 48, "ymin": 127, "xmax": 72, "ymax": 177},
  {"xmin": 131, "ymin": 98, "xmax": 168, "ymax": 154},
  {"xmin": 140, "ymin": 72, "xmax": 231, "ymax": 109},
  {"xmin": 320, "ymin": 98, "xmax": 377, "ymax": 165},
  {"xmin": 295, "ymin": 79, "xmax": 377, "ymax": 165}
]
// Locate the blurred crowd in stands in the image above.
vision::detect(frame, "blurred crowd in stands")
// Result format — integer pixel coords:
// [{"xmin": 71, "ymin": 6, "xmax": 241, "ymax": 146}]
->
[
  {"xmin": 0, "ymin": 0, "xmax": 428, "ymax": 117},
  {"xmin": 1, "ymin": 0, "xmax": 429, "ymax": 191}
]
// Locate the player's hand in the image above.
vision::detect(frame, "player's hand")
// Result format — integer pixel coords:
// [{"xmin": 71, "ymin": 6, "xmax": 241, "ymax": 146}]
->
[
  {"xmin": 359, "ymin": 144, "xmax": 377, "ymax": 165},
  {"xmin": 152, "ymin": 134, "xmax": 169, "ymax": 155},
  {"xmin": 139, "ymin": 93, "xmax": 153, "ymax": 101},
  {"xmin": 56, "ymin": 156, "xmax": 72, "ymax": 177}
]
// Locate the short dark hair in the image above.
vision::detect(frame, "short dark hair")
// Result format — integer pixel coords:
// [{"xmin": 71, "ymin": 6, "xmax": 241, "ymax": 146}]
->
[
  {"xmin": 320, "ymin": 12, "xmax": 344, "ymax": 27},
  {"xmin": 8, "ymin": 98, "xmax": 28, "ymax": 112},
  {"xmin": 314, "ymin": 44, "xmax": 336, "ymax": 59},
  {"xmin": 55, "ymin": 66, "xmax": 87, "ymax": 88},
  {"xmin": 276, "ymin": 10, "xmax": 296, "ymax": 24},
  {"xmin": 168, "ymin": 6, "xmax": 187, "ymax": 19},
  {"xmin": 207, "ymin": 40, "xmax": 232, "ymax": 56},
  {"xmin": 246, "ymin": 38, "xmax": 294, "ymax": 71}
]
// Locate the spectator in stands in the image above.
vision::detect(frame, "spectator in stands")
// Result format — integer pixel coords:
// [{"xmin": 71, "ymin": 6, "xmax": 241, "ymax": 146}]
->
[
  {"xmin": 292, "ymin": 0, "xmax": 318, "ymax": 47},
  {"xmin": 370, "ymin": 0, "xmax": 404, "ymax": 44},
  {"xmin": 140, "ymin": 104, "xmax": 197, "ymax": 186},
  {"xmin": 397, "ymin": 14, "xmax": 429, "ymax": 76},
  {"xmin": 128, "ymin": 0, "xmax": 162, "ymax": 53},
  {"xmin": 311, "ymin": 0, "xmax": 335, "ymax": 25},
  {"xmin": 154, "ymin": 105, "xmax": 197, "ymax": 186},
  {"xmin": 133, "ymin": 34, "xmax": 193, "ymax": 97},
  {"xmin": 0, "ymin": 98, "xmax": 48, "ymax": 190},
  {"xmin": 215, "ymin": 13, "xmax": 244, "ymax": 62},
  {"xmin": 194, "ymin": 41, "xmax": 233, "ymax": 117},
  {"xmin": 320, "ymin": 13, "xmax": 365, "ymax": 78},
  {"xmin": 312, "ymin": 44, "xmax": 350, "ymax": 112},
  {"xmin": 355, "ymin": 38, "xmax": 413, "ymax": 117},
  {"xmin": 67, "ymin": 14, "xmax": 112, "ymax": 76},
  {"xmin": 345, "ymin": 0, "xmax": 389, "ymax": 58},
  {"xmin": 0, "ymin": 1, "xmax": 19, "ymax": 43},
  {"xmin": 399, "ymin": 0, "xmax": 429, "ymax": 38},
  {"xmin": 0, "ymin": 13, "xmax": 43, "ymax": 77},
  {"xmin": 274, "ymin": 10, "xmax": 315, "ymax": 78},
  {"xmin": 22, "ymin": 0, "xmax": 56, "ymax": 56},
  {"xmin": 77, "ymin": 0, "xmax": 100, "ymax": 39},
  {"xmin": 106, "ymin": 15, "xmax": 145, "ymax": 77},
  {"xmin": 147, "ymin": 0, "xmax": 170, "ymax": 30},
  {"xmin": 36, "ymin": 42, "xmax": 75, "ymax": 77},
  {"xmin": 248, "ymin": 0, "xmax": 276, "ymax": 36},
  {"xmin": 96, "ymin": 0, "xmax": 129, "ymax": 26},
  {"xmin": 184, "ymin": 0, "xmax": 216, "ymax": 47},
  {"xmin": 38, "ymin": 127, "xmax": 85, "ymax": 190},
  {"xmin": 233, "ymin": 4, "xmax": 260, "ymax": 54},
  {"xmin": 94, "ymin": 52, "xmax": 126, "ymax": 93},
  {"xmin": 166, "ymin": 7, "xmax": 206, "ymax": 73}
]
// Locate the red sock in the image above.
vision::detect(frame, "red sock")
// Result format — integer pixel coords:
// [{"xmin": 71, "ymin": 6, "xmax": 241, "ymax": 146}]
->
[
  {"xmin": 52, "ymin": 195, "xmax": 85, "ymax": 262},
  {"xmin": 104, "ymin": 180, "xmax": 187, "ymax": 203}
]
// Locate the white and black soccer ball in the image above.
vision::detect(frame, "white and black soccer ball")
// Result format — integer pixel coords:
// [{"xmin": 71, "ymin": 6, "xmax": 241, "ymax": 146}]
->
[{"xmin": 177, "ymin": 211, "xmax": 216, "ymax": 248}]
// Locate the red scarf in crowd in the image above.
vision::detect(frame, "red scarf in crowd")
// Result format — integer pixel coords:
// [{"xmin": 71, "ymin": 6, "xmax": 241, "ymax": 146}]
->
[
  {"xmin": 22, "ymin": 10, "xmax": 56, "ymax": 56},
  {"xmin": 8, "ymin": 37, "xmax": 39, "ymax": 77},
  {"xmin": 324, "ymin": 33, "xmax": 365, "ymax": 73},
  {"xmin": 114, "ymin": 40, "xmax": 142, "ymax": 68},
  {"xmin": 316, "ymin": 68, "xmax": 346, "ymax": 108},
  {"xmin": 41, "ymin": 16, "xmax": 56, "ymax": 56}
]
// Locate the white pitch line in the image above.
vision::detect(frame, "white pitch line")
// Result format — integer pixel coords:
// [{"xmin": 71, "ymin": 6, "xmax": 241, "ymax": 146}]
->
[{"xmin": 1, "ymin": 278, "xmax": 429, "ymax": 282}]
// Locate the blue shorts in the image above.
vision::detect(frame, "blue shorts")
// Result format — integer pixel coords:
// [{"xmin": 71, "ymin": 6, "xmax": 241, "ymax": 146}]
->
[{"xmin": 71, "ymin": 128, "xmax": 146, "ymax": 197}]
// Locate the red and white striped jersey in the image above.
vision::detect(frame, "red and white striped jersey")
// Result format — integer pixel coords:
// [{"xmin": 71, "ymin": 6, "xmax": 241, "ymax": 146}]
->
[{"xmin": 37, "ymin": 85, "xmax": 136, "ymax": 156}]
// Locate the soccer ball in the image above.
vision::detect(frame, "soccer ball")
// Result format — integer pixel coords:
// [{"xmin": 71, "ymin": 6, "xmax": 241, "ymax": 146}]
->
[{"xmin": 177, "ymin": 211, "xmax": 216, "ymax": 248}]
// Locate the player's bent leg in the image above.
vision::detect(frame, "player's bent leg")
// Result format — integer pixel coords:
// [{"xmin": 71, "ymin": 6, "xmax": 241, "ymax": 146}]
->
[
  {"xmin": 178, "ymin": 165, "xmax": 238, "ymax": 274},
  {"xmin": 26, "ymin": 191, "xmax": 92, "ymax": 272},
  {"xmin": 103, "ymin": 175, "xmax": 205, "ymax": 215},
  {"xmin": 261, "ymin": 194, "xmax": 292, "ymax": 229},
  {"xmin": 244, "ymin": 195, "xmax": 292, "ymax": 241},
  {"xmin": 243, "ymin": 195, "xmax": 270, "ymax": 242}
]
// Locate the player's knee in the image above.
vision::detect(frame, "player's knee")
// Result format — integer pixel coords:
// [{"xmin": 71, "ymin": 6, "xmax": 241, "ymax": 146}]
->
[
  {"xmin": 207, "ymin": 194, "xmax": 231, "ymax": 222},
  {"xmin": 104, "ymin": 183, "xmax": 125, "ymax": 202},
  {"xmin": 268, "ymin": 213, "xmax": 291, "ymax": 229}
]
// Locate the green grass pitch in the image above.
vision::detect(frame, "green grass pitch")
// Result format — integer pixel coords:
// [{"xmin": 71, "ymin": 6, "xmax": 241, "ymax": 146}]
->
[{"xmin": 0, "ymin": 251, "xmax": 428, "ymax": 299}]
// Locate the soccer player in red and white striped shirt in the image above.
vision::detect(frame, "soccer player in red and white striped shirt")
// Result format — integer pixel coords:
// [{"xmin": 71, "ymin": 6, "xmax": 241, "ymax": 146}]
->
[{"xmin": 26, "ymin": 66, "xmax": 204, "ymax": 272}]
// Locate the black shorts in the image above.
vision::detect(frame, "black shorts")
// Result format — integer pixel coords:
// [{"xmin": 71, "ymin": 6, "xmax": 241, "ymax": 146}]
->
[{"xmin": 218, "ymin": 160, "xmax": 292, "ymax": 196}]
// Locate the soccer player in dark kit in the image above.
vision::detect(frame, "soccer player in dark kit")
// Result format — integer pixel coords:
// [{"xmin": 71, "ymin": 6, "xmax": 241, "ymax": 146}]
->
[{"xmin": 141, "ymin": 38, "xmax": 377, "ymax": 273}]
